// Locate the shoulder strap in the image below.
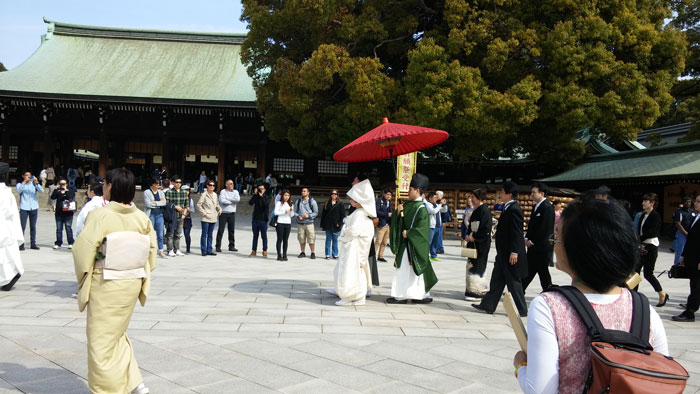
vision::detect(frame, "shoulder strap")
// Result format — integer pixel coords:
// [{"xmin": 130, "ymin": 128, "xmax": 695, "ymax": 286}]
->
[
  {"xmin": 409, "ymin": 204, "xmax": 425, "ymax": 229},
  {"xmin": 628, "ymin": 289, "xmax": 652, "ymax": 348}
]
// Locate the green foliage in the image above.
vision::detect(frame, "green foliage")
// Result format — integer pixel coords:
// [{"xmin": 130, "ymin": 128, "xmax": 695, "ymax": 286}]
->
[
  {"xmin": 242, "ymin": 0, "xmax": 686, "ymax": 169},
  {"xmin": 645, "ymin": 131, "xmax": 667, "ymax": 146},
  {"xmin": 0, "ymin": 62, "xmax": 6, "ymax": 72}
]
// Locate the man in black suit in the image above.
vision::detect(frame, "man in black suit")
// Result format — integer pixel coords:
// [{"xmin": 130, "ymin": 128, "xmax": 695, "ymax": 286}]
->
[
  {"xmin": 672, "ymin": 195, "xmax": 700, "ymax": 322},
  {"xmin": 522, "ymin": 182, "xmax": 555, "ymax": 291},
  {"xmin": 473, "ymin": 181, "xmax": 528, "ymax": 316}
]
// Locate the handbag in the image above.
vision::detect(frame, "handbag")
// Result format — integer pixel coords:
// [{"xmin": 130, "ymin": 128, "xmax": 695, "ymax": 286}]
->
[
  {"xmin": 269, "ymin": 215, "xmax": 278, "ymax": 227},
  {"xmin": 669, "ymin": 264, "xmax": 691, "ymax": 279},
  {"xmin": 461, "ymin": 247, "xmax": 477, "ymax": 259}
]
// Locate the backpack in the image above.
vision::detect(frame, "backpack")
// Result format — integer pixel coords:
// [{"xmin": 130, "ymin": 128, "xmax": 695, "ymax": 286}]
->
[{"xmin": 545, "ymin": 285, "xmax": 688, "ymax": 393}]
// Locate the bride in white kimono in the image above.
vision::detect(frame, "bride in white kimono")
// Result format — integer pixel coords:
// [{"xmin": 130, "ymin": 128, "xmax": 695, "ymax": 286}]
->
[
  {"xmin": 1, "ymin": 163, "xmax": 24, "ymax": 291},
  {"xmin": 333, "ymin": 179, "xmax": 376, "ymax": 306}
]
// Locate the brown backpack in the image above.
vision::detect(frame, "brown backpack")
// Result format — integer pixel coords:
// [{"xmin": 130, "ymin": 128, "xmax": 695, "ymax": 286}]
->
[{"xmin": 546, "ymin": 286, "xmax": 689, "ymax": 393}]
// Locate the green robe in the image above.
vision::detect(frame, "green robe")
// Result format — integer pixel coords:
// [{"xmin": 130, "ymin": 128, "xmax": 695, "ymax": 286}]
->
[{"xmin": 390, "ymin": 200, "xmax": 438, "ymax": 292}]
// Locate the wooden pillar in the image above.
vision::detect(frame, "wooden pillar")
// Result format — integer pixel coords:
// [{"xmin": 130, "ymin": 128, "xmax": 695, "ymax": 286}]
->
[
  {"xmin": 257, "ymin": 140, "xmax": 267, "ymax": 180},
  {"xmin": 0, "ymin": 109, "xmax": 8, "ymax": 162},
  {"xmin": 161, "ymin": 111, "xmax": 169, "ymax": 174},
  {"xmin": 42, "ymin": 124, "xmax": 52, "ymax": 169},
  {"xmin": 98, "ymin": 110, "xmax": 108, "ymax": 177},
  {"xmin": 217, "ymin": 114, "xmax": 225, "ymax": 187}
]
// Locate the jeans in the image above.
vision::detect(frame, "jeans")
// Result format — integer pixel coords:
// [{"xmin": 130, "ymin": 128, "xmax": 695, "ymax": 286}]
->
[
  {"xmin": 674, "ymin": 231, "xmax": 687, "ymax": 266},
  {"xmin": 429, "ymin": 227, "xmax": 440, "ymax": 258},
  {"xmin": 165, "ymin": 218, "xmax": 184, "ymax": 252},
  {"xmin": 184, "ymin": 217, "xmax": 192, "ymax": 251},
  {"xmin": 252, "ymin": 220, "xmax": 268, "ymax": 252},
  {"xmin": 437, "ymin": 225, "xmax": 444, "ymax": 252},
  {"xmin": 276, "ymin": 223, "xmax": 291, "ymax": 257},
  {"xmin": 325, "ymin": 230, "xmax": 339, "ymax": 257},
  {"xmin": 149, "ymin": 212, "xmax": 165, "ymax": 252},
  {"xmin": 201, "ymin": 221, "xmax": 216, "ymax": 254},
  {"xmin": 197, "ymin": 182, "xmax": 205, "ymax": 193},
  {"xmin": 19, "ymin": 209, "xmax": 38, "ymax": 246},
  {"xmin": 216, "ymin": 212, "xmax": 236, "ymax": 249},
  {"xmin": 55, "ymin": 214, "xmax": 75, "ymax": 246}
]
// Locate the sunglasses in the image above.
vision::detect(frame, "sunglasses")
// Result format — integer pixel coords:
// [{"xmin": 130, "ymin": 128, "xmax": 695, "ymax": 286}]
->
[
  {"xmin": 59, "ymin": 183, "xmax": 67, "ymax": 185},
  {"xmin": 207, "ymin": 184, "xmax": 215, "ymax": 187},
  {"xmin": 331, "ymin": 192, "xmax": 338, "ymax": 195}
]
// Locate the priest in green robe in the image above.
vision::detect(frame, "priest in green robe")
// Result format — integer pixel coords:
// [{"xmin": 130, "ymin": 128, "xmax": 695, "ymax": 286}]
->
[{"xmin": 387, "ymin": 173, "xmax": 438, "ymax": 304}]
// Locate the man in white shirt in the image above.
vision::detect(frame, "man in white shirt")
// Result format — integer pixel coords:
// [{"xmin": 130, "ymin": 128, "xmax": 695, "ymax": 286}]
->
[
  {"xmin": 75, "ymin": 182, "xmax": 108, "ymax": 236},
  {"xmin": 216, "ymin": 179, "xmax": 240, "ymax": 252}
]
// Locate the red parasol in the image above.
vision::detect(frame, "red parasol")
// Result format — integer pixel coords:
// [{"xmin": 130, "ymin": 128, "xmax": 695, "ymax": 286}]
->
[{"xmin": 333, "ymin": 117, "xmax": 449, "ymax": 162}]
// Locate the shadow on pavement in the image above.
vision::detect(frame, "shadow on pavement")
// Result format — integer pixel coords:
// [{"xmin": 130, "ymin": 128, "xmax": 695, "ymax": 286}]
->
[
  {"xmin": 0, "ymin": 362, "xmax": 89, "ymax": 393},
  {"xmin": 32, "ymin": 280, "xmax": 77, "ymax": 298},
  {"xmin": 231, "ymin": 279, "xmax": 335, "ymax": 304}
]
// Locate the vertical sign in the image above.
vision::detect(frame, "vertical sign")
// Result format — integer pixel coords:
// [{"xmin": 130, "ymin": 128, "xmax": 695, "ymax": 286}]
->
[{"xmin": 396, "ymin": 152, "xmax": 417, "ymax": 194}]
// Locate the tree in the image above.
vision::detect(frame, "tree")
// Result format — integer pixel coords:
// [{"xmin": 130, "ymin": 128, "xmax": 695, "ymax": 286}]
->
[
  {"xmin": 0, "ymin": 62, "xmax": 6, "ymax": 72},
  {"xmin": 241, "ymin": 0, "xmax": 686, "ymax": 169}
]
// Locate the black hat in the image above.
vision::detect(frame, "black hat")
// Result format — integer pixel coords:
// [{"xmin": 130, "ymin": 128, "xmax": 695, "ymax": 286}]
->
[
  {"xmin": 410, "ymin": 173, "xmax": 429, "ymax": 191},
  {"xmin": 683, "ymin": 196, "xmax": 693, "ymax": 202},
  {"xmin": 0, "ymin": 162, "xmax": 8, "ymax": 177}
]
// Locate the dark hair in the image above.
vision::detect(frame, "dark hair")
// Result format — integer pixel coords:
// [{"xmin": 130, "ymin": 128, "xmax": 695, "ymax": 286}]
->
[
  {"xmin": 383, "ymin": 188, "xmax": 393, "ymax": 195},
  {"xmin": 325, "ymin": 189, "xmax": 339, "ymax": 209},
  {"xmin": 281, "ymin": 189, "xmax": 291, "ymax": 203},
  {"xmin": 106, "ymin": 168, "xmax": 136, "ymax": 204},
  {"xmin": 172, "ymin": 175, "xmax": 181, "ymax": 182},
  {"xmin": 502, "ymin": 181, "xmax": 518, "ymax": 198},
  {"xmin": 552, "ymin": 200, "xmax": 561, "ymax": 206},
  {"xmin": 531, "ymin": 182, "xmax": 548, "ymax": 196},
  {"xmin": 642, "ymin": 193, "xmax": 658, "ymax": 209},
  {"xmin": 427, "ymin": 191, "xmax": 437, "ymax": 200},
  {"xmin": 90, "ymin": 182, "xmax": 104, "ymax": 197},
  {"xmin": 150, "ymin": 178, "xmax": 160, "ymax": 186},
  {"xmin": 472, "ymin": 188, "xmax": 487, "ymax": 201},
  {"xmin": 353, "ymin": 172, "xmax": 369, "ymax": 183},
  {"xmin": 595, "ymin": 185, "xmax": 611, "ymax": 196},
  {"xmin": 560, "ymin": 199, "xmax": 637, "ymax": 293}
]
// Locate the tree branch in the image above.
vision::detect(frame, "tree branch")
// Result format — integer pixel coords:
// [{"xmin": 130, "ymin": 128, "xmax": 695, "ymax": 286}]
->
[{"xmin": 374, "ymin": 35, "xmax": 410, "ymax": 58}]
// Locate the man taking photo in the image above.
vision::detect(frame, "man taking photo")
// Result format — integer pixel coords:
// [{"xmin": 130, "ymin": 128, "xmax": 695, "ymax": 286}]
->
[{"xmin": 17, "ymin": 171, "xmax": 43, "ymax": 250}]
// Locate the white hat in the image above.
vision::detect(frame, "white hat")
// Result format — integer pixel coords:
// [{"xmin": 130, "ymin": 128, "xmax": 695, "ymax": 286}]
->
[
  {"xmin": 182, "ymin": 185, "xmax": 191, "ymax": 190},
  {"xmin": 347, "ymin": 179, "xmax": 376, "ymax": 217}
]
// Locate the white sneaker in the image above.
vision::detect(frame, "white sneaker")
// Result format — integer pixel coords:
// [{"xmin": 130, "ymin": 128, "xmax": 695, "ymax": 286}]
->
[
  {"xmin": 168, "ymin": 250, "xmax": 176, "ymax": 257},
  {"xmin": 326, "ymin": 288, "xmax": 338, "ymax": 296},
  {"xmin": 53, "ymin": 245, "xmax": 60, "ymax": 249},
  {"xmin": 175, "ymin": 250, "xmax": 185, "ymax": 256},
  {"xmin": 68, "ymin": 245, "xmax": 72, "ymax": 249},
  {"xmin": 71, "ymin": 293, "xmax": 78, "ymax": 298}
]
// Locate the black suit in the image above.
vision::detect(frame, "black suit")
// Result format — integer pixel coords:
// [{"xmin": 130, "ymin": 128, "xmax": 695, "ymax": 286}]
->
[
  {"xmin": 523, "ymin": 199, "xmax": 555, "ymax": 291},
  {"xmin": 636, "ymin": 210, "xmax": 663, "ymax": 292},
  {"xmin": 478, "ymin": 201, "xmax": 528, "ymax": 315},
  {"xmin": 683, "ymin": 217, "xmax": 700, "ymax": 316}
]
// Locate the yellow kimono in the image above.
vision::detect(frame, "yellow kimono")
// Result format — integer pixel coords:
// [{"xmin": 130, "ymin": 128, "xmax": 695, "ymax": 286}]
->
[{"xmin": 72, "ymin": 202, "xmax": 157, "ymax": 394}]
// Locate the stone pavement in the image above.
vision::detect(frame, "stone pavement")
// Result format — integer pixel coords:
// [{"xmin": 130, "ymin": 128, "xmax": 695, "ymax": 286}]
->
[{"xmin": 2, "ymin": 209, "xmax": 700, "ymax": 393}]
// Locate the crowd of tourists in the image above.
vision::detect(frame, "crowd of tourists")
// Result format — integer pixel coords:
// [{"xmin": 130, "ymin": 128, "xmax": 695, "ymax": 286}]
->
[{"xmin": 3, "ymin": 162, "xmax": 698, "ymax": 393}]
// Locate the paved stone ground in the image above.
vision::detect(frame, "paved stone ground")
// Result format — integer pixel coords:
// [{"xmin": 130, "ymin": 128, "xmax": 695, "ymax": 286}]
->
[{"xmin": 2, "ymin": 208, "xmax": 700, "ymax": 393}]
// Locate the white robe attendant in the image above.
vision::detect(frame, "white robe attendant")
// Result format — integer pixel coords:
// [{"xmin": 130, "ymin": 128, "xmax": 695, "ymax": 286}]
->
[
  {"xmin": 334, "ymin": 208, "xmax": 374, "ymax": 302},
  {"xmin": 0, "ymin": 183, "xmax": 24, "ymax": 283}
]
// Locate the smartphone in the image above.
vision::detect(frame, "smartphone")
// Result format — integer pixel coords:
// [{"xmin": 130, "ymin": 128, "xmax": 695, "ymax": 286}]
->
[{"xmin": 30, "ymin": 176, "xmax": 34, "ymax": 179}]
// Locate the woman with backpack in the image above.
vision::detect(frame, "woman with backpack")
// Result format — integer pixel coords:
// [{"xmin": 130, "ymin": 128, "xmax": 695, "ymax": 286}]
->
[
  {"xmin": 513, "ymin": 199, "xmax": 670, "ymax": 394},
  {"xmin": 320, "ymin": 189, "xmax": 345, "ymax": 259}
]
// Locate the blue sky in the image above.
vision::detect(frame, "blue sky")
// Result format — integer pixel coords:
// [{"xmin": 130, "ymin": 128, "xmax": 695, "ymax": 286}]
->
[{"xmin": 0, "ymin": 0, "xmax": 249, "ymax": 69}]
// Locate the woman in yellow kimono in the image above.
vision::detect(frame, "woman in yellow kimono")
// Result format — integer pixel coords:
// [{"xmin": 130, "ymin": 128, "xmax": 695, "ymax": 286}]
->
[{"xmin": 72, "ymin": 168, "xmax": 157, "ymax": 394}]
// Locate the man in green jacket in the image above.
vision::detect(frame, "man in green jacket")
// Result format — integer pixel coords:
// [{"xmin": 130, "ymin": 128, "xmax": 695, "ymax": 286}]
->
[{"xmin": 387, "ymin": 173, "xmax": 438, "ymax": 304}]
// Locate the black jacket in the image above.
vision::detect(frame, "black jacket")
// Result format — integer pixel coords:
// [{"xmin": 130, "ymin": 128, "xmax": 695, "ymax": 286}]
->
[
  {"xmin": 51, "ymin": 188, "xmax": 76, "ymax": 216},
  {"xmin": 682, "ymin": 217, "xmax": 700, "ymax": 266},
  {"xmin": 376, "ymin": 198, "xmax": 392, "ymax": 227},
  {"xmin": 495, "ymin": 201, "xmax": 527, "ymax": 276},
  {"xmin": 249, "ymin": 192, "xmax": 270, "ymax": 222},
  {"xmin": 638, "ymin": 210, "xmax": 661, "ymax": 243},
  {"xmin": 321, "ymin": 201, "xmax": 346, "ymax": 232},
  {"xmin": 467, "ymin": 204, "xmax": 492, "ymax": 259},
  {"xmin": 525, "ymin": 199, "xmax": 554, "ymax": 253}
]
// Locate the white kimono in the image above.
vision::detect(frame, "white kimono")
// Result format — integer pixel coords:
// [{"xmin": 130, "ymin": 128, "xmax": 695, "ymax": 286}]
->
[
  {"xmin": 0, "ymin": 183, "xmax": 24, "ymax": 283},
  {"xmin": 334, "ymin": 208, "xmax": 374, "ymax": 302},
  {"xmin": 391, "ymin": 252, "xmax": 429, "ymax": 300}
]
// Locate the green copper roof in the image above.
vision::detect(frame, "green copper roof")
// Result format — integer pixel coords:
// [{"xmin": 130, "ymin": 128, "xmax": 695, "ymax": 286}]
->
[
  {"xmin": 540, "ymin": 141, "xmax": 700, "ymax": 182},
  {"xmin": 0, "ymin": 19, "xmax": 256, "ymax": 106}
]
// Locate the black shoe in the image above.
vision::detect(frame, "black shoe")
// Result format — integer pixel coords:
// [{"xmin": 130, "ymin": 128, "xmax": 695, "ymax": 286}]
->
[
  {"xmin": 30, "ymin": 245, "xmax": 40, "ymax": 250},
  {"xmin": 283, "ymin": 256, "xmax": 288, "ymax": 261},
  {"xmin": 472, "ymin": 303, "xmax": 494, "ymax": 314},
  {"xmin": 672, "ymin": 313, "xmax": 695, "ymax": 322},
  {"xmin": 656, "ymin": 293, "xmax": 670, "ymax": 307},
  {"xmin": 386, "ymin": 297, "xmax": 408, "ymax": 304},
  {"xmin": 332, "ymin": 256, "xmax": 338, "ymax": 259},
  {"xmin": 325, "ymin": 256, "xmax": 330, "ymax": 260},
  {"xmin": 464, "ymin": 291, "xmax": 484, "ymax": 301},
  {"xmin": 277, "ymin": 255, "xmax": 283, "ymax": 261},
  {"xmin": 298, "ymin": 252, "xmax": 306, "ymax": 258},
  {"xmin": 378, "ymin": 258, "xmax": 387, "ymax": 262},
  {"xmin": 201, "ymin": 253, "xmax": 207, "ymax": 256},
  {"xmin": 1, "ymin": 273, "xmax": 20, "ymax": 291},
  {"xmin": 229, "ymin": 247, "xmax": 238, "ymax": 252},
  {"xmin": 520, "ymin": 312, "xmax": 528, "ymax": 317},
  {"xmin": 19, "ymin": 244, "xmax": 25, "ymax": 251},
  {"xmin": 186, "ymin": 249, "xmax": 191, "ymax": 254},
  {"xmin": 680, "ymin": 303, "xmax": 687, "ymax": 309},
  {"xmin": 411, "ymin": 298, "xmax": 433, "ymax": 304},
  {"xmin": 310, "ymin": 253, "xmax": 316, "ymax": 259},
  {"xmin": 208, "ymin": 252, "xmax": 217, "ymax": 256},
  {"xmin": 216, "ymin": 248, "xmax": 222, "ymax": 253}
]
